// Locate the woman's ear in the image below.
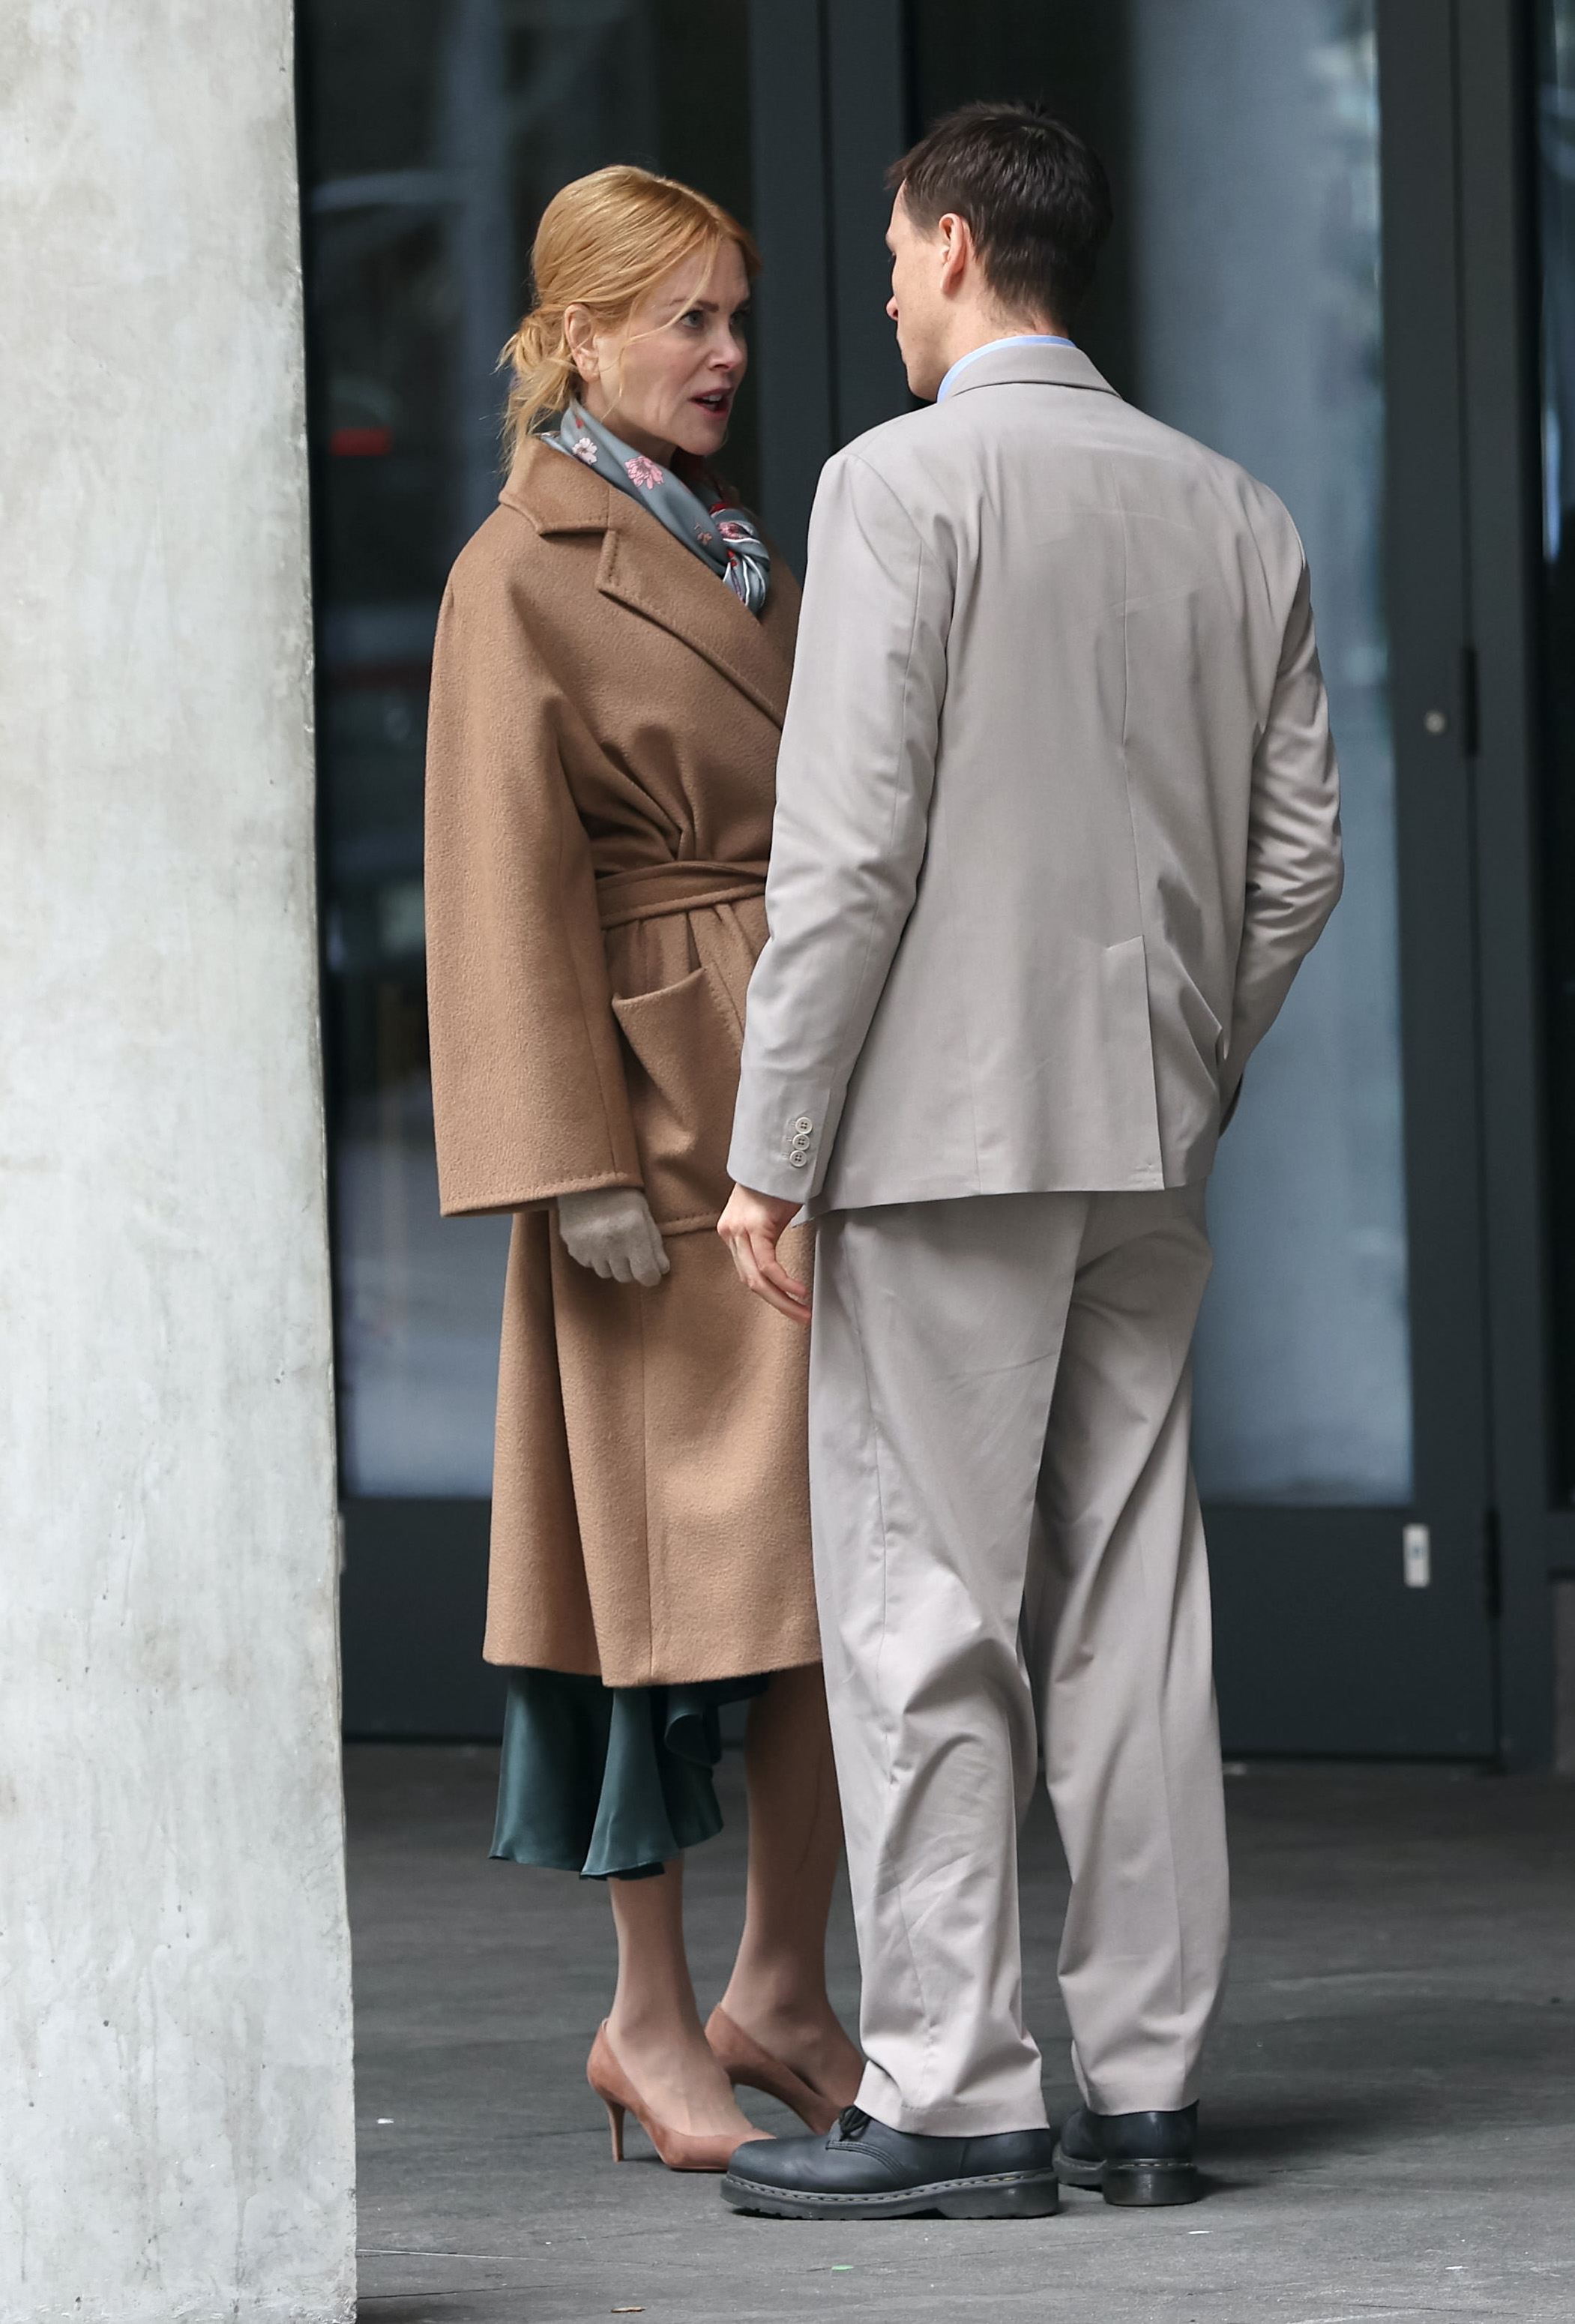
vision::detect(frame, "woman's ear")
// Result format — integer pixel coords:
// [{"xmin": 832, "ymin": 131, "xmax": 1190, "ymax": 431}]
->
[{"xmin": 562, "ymin": 302, "xmax": 599, "ymax": 382}]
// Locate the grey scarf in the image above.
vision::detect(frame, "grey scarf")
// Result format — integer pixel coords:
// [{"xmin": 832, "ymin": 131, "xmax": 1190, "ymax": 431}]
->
[{"xmin": 543, "ymin": 400, "xmax": 770, "ymax": 615}]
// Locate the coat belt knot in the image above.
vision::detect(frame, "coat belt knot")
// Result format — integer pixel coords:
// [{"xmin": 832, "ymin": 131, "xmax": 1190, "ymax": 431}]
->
[{"xmin": 594, "ymin": 858, "xmax": 768, "ymax": 930}]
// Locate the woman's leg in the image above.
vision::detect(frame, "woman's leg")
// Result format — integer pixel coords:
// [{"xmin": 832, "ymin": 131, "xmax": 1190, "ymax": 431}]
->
[
  {"xmin": 717, "ymin": 1662, "xmax": 864, "ymax": 2107},
  {"xmin": 606, "ymin": 1856, "xmax": 759, "ymax": 2139}
]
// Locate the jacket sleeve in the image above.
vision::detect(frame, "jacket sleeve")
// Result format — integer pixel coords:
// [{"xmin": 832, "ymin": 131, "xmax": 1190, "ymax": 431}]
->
[
  {"xmin": 728, "ymin": 448, "xmax": 951, "ymax": 1199},
  {"xmin": 1222, "ymin": 557, "xmax": 1345, "ymax": 1116},
  {"xmin": 423, "ymin": 561, "xmax": 642, "ymax": 1216}
]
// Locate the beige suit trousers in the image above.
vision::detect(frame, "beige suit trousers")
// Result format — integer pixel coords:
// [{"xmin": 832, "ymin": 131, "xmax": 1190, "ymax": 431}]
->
[{"xmin": 810, "ymin": 1187, "xmax": 1229, "ymax": 2136}]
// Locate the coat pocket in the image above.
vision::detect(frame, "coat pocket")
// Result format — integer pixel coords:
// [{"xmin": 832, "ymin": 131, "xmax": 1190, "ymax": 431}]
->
[{"xmin": 610, "ymin": 965, "xmax": 741, "ymax": 1231}]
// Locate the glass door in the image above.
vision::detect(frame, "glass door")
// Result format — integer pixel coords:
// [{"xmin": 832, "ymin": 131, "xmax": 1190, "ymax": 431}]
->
[
  {"xmin": 1130, "ymin": 5, "xmax": 1409, "ymax": 1510},
  {"xmin": 907, "ymin": 0, "xmax": 1498, "ymax": 1754}
]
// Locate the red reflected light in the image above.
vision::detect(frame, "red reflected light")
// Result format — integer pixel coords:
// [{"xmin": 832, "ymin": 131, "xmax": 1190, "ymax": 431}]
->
[{"xmin": 331, "ymin": 426, "xmax": 394, "ymax": 458}]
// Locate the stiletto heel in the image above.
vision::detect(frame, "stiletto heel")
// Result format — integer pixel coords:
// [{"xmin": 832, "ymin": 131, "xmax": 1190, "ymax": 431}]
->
[
  {"xmin": 585, "ymin": 2020, "xmax": 767, "ymax": 2174},
  {"xmin": 705, "ymin": 2004, "xmax": 852, "ymax": 2137}
]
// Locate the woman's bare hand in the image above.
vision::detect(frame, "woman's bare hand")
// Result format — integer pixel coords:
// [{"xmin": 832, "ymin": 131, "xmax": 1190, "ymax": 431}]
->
[
  {"xmin": 556, "ymin": 1187, "xmax": 670, "ymax": 1286},
  {"xmin": 717, "ymin": 1184, "xmax": 810, "ymax": 1325}
]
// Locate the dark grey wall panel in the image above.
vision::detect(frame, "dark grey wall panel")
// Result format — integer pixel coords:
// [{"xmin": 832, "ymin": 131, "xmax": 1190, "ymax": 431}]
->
[
  {"xmin": 746, "ymin": 0, "xmax": 909, "ymax": 564},
  {"xmin": 825, "ymin": 0, "xmax": 911, "ymax": 442},
  {"xmin": 1209, "ymin": 1508, "xmax": 1495, "ymax": 1758},
  {"xmin": 745, "ymin": 0, "xmax": 833, "ymax": 569},
  {"xmin": 341, "ymin": 1499, "xmax": 504, "ymax": 1740}
]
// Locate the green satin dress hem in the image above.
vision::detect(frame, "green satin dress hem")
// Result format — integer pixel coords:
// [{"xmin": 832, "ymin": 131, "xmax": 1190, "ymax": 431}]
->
[{"xmin": 490, "ymin": 1665, "xmax": 768, "ymax": 1882}]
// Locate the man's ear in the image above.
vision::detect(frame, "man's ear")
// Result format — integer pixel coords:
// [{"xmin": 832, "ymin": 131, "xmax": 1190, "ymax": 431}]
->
[{"xmin": 936, "ymin": 212, "xmax": 973, "ymax": 298}]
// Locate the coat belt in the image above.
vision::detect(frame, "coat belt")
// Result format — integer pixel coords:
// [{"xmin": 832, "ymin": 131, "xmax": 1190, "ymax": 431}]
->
[{"xmin": 594, "ymin": 859, "xmax": 768, "ymax": 930}]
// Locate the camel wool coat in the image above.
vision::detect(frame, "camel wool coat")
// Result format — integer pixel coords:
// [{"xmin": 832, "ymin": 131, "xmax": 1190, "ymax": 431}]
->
[{"xmin": 424, "ymin": 436, "xmax": 819, "ymax": 1688}]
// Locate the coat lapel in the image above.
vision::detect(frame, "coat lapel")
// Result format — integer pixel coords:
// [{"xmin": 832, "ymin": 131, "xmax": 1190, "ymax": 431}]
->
[
  {"xmin": 501, "ymin": 439, "xmax": 795, "ymax": 728},
  {"xmin": 597, "ymin": 493, "xmax": 794, "ymax": 727}
]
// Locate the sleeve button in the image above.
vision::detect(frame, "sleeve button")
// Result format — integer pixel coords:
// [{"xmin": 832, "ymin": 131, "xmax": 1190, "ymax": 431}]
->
[
  {"xmin": 793, "ymin": 1116, "xmax": 813, "ymax": 1134},
  {"xmin": 789, "ymin": 1151, "xmax": 809, "ymax": 1168}
]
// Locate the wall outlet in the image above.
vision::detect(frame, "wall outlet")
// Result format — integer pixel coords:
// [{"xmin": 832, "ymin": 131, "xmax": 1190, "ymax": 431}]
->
[{"xmin": 1403, "ymin": 1523, "xmax": 1431, "ymax": 1588}]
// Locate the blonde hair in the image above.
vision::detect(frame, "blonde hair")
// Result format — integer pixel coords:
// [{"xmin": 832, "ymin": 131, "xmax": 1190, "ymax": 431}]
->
[{"xmin": 500, "ymin": 165, "xmax": 761, "ymax": 462}]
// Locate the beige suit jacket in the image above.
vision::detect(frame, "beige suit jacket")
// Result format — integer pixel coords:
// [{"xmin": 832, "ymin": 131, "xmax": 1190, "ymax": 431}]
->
[{"xmin": 727, "ymin": 341, "xmax": 1344, "ymax": 1210}]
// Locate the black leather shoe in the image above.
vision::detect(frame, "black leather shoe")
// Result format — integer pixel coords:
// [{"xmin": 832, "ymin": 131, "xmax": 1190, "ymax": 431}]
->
[
  {"xmin": 720, "ymin": 2105, "xmax": 1061, "ymax": 2219},
  {"xmin": 1053, "ymin": 2103, "xmax": 1200, "ymax": 2206}
]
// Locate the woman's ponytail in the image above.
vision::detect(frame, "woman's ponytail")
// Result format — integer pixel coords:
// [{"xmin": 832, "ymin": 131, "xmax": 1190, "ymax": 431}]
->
[{"xmin": 499, "ymin": 307, "xmax": 577, "ymax": 460}]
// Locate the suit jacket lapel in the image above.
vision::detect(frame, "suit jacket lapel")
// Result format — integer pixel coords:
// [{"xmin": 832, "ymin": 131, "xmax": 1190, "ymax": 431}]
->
[{"xmin": 501, "ymin": 439, "xmax": 794, "ymax": 729}]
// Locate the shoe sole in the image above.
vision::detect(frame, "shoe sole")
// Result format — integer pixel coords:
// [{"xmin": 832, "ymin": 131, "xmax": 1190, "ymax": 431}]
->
[
  {"xmin": 1052, "ymin": 2143, "xmax": 1200, "ymax": 2208},
  {"xmin": 720, "ymin": 2168, "xmax": 1061, "ymax": 2221}
]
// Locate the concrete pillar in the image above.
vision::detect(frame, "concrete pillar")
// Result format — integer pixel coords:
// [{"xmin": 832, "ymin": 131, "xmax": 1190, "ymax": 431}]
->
[{"xmin": 0, "ymin": 8, "xmax": 355, "ymax": 2322}]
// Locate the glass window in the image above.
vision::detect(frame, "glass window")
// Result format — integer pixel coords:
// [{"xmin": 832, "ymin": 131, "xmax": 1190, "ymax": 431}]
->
[
  {"xmin": 909, "ymin": 0, "xmax": 1412, "ymax": 1505},
  {"xmin": 1537, "ymin": 0, "xmax": 1575, "ymax": 1501},
  {"xmin": 300, "ymin": 0, "xmax": 755, "ymax": 1496}
]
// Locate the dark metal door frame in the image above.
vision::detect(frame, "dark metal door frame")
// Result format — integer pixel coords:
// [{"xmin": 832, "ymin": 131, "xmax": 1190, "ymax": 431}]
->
[{"xmin": 1455, "ymin": 0, "xmax": 1560, "ymax": 1764}]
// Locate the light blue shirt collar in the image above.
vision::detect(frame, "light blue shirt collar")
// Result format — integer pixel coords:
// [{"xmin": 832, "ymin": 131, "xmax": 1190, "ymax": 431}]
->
[{"xmin": 936, "ymin": 333, "xmax": 1076, "ymax": 403}]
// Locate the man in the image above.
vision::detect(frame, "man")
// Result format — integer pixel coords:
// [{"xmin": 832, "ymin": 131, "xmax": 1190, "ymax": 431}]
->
[{"xmin": 717, "ymin": 103, "xmax": 1342, "ymax": 2221}]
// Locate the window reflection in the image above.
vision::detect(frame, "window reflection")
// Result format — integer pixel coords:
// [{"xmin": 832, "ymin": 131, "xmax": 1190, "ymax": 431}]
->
[
  {"xmin": 1125, "ymin": 0, "xmax": 1412, "ymax": 1504},
  {"xmin": 301, "ymin": 0, "xmax": 753, "ymax": 1494}
]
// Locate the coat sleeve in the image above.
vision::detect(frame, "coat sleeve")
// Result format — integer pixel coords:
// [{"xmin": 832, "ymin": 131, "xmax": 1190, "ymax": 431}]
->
[
  {"xmin": 728, "ymin": 449, "xmax": 951, "ymax": 1199},
  {"xmin": 1221, "ymin": 556, "xmax": 1345, "ymax": 1117},
  {"xmin": 423, "ymin": 558, "xmax": 643, "ymax": 1216}
]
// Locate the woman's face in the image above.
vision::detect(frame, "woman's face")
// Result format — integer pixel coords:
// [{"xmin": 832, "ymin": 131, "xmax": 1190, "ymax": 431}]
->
[{"xmin": 564, "ymin": 240, "xmax": 751, "ymax": 465}]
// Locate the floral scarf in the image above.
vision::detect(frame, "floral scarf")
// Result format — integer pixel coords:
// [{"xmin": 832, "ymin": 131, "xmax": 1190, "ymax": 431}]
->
[{"xmin": 543, "ymin": 400, "xmax": 771, "ymax": 615}]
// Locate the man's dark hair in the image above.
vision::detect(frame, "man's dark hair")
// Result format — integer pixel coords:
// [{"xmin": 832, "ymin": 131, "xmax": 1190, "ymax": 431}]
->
[{"xmin": 887, "ymin": 102, "xmax": 1113, "ymax": 323}]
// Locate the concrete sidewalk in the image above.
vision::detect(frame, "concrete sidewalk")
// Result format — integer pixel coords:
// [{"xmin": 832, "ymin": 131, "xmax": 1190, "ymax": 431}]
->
[{"xmin": 347, "ymin": 1747, "xmax": 1575, "ymax": 2323}]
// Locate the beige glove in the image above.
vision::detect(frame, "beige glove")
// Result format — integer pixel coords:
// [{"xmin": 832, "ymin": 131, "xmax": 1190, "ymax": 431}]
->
[{"xmin": 555, "ymin": 1187, "xmax": 670, "ymax": 1287}]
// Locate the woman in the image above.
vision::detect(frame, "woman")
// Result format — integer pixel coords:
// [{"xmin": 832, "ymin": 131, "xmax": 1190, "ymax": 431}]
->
[{"xmin": 423, "ymin": 165, "xmax": 861, "ymax": 2173}]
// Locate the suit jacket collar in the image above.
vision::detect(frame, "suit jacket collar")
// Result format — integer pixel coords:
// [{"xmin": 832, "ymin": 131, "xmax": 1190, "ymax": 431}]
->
[
  {"xmin": 499, "ymin": 436, "xmax": 795, "ymax": 726},
  {"xmin": 939, "ymin": 340, "xmax": 1119, "ymax": 403}
]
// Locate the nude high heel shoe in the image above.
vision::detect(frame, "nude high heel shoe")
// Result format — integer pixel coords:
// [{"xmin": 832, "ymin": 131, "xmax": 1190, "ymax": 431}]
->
[
  {"xmin": 586, "ymin": 2021, "xmax": 769, "ymax": 2173},
  {"xmin": 705, "ymin": 2003, "xmax": 847, "ymax": 2137}
]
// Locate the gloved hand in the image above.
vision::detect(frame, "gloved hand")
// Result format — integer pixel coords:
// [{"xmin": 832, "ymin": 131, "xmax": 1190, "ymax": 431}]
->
[{"xmin": 555, "ymin": 1187, "xmax": 670, "ymax": 1287}]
